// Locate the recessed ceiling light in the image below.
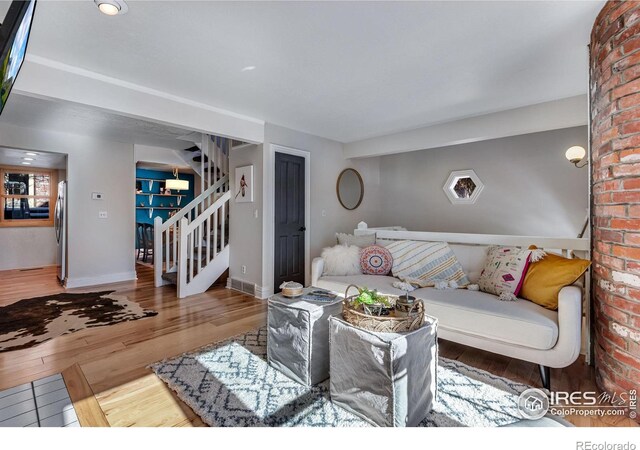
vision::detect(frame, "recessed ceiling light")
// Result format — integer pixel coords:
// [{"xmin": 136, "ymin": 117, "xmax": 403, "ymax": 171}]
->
[
  {"xmin": 21, "ymin": 162, "xmax": 31, "ymax": 165},
  {"xmin": 25, "ymin": 152, "xmax": 38, "ymax": 156},
  {"xmin": 23, "ymin": 157, "xmax": 34, "ymax": 161},
  {"xmin": 94, "ymin": 0, "xmax": 128, "ymax": 16},
  {"xmin": 241, "ymin": 66, "xmax": 256, "ymax": 72}
]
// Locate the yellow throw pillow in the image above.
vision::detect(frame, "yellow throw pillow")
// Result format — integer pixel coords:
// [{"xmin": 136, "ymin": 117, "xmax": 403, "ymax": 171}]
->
[{"xmin": 520, "ymin": 245, "xmax": 590, "ymax": 310}]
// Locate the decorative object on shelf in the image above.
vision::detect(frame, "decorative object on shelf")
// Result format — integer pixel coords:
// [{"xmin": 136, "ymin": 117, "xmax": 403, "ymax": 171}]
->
[
  {"xmin": 342, "ymin": 284, "xmax": 425, "ymax": 332},
  {"xmin": 136, "ymin": 180, "xmax": 142, "ymax": 193},
  {"xmin": 336, "ymin": 168, "xmax": 364, "ymax": 210},
  {"xmin": 443, "ymin": 169, "xmax": 484, "ymax": 205},
  {"xmin": 169, "ymin": 202, "xmax": 174, "ymax": 208},
  {"xmin": 139, "ymin": 202, "xmax": 145, "ymax": 207},
  {"xmin": 165, "ymin": 189, "xmax": 172, "ymax": 195},
  {"xmin": 565, "ymin": 145, "xmax": 587, "ymax": 168},
  {"xmin": 166, "ymin": 168, "xmax": 189, "ymax": 191},
  {"xmin": 279, "ymin": 281, "xmax": 304, "ymax": 298},
  {"xmin": 235, "ymin": 165, "xmax": 254, "ymax": 203}
]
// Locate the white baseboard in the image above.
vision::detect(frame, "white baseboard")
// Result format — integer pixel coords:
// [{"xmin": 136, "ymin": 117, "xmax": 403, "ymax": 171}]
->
[
  {"xmin": 255, "ymin": 285, "xmax": 272, "ymax": 300},
  {"xmin": 65, "ymin": 271, "xmax": 138, "ymax": 289}
]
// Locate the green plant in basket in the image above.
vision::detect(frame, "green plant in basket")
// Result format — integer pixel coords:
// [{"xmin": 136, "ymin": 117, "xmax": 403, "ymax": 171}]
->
[{"xmin": 351, "ymin": 287, "xmax": 391, "ymax": 316}]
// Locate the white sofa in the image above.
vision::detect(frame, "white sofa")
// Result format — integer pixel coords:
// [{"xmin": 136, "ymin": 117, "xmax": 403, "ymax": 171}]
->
[{"xmin": 311, "ymin": 226, "xmax": 591, "ymax": 390}]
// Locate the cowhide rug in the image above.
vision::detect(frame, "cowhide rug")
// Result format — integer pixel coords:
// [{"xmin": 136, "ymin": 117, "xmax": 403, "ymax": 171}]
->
[{"xmin": 0, "ymin": 290, "xmax": 158, "ymax": 353}]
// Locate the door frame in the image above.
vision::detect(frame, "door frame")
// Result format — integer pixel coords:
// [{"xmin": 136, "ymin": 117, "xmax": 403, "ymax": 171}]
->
[{"xmin": 265, "ymin": 144, "xmax": 311, "ymax": 296}]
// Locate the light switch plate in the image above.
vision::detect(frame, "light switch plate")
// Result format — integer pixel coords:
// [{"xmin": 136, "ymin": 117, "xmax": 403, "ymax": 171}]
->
[{"xmin": 98, "ymin": 211, "xmax": 108, "ymax": 219}]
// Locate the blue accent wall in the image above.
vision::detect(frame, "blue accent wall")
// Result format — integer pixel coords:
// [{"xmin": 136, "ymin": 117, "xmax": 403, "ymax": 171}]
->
[{"xmin": 136, "ymin": 168, "xmax": 195, "ymax": 226}]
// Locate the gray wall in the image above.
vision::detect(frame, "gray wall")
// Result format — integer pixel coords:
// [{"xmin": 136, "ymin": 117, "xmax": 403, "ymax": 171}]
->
[
  {"xmin": 229, "ymin": 144, "xmax": 264, "ymax": 288},
  {"xmin": 0, "ymin": 227, "xmax": 57, "ymax": 271},
  {"xmin": 0, "ymin": 122, "xmax": 136, "ymax": 286},
  {"xmin": 375, "ymin": 126, "xmax": 589, "ymax": 237}
]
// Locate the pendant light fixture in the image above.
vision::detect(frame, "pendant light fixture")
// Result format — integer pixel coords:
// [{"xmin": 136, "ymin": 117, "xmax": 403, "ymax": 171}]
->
[{"xmin": 166, "ymin": 168, "xmax": 189, "ymax": 191}]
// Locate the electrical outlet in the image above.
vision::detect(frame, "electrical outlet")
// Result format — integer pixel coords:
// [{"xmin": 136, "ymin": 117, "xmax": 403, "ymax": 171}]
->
[
  {"xmin": 254, "ymin": 209, "xmax": 259, "ymax": 219},
  {"xmin": 321, "ymin": 209, "xmax": 327, "ymax": 217},
  {"xmin": 241, "ymin": 265, "xmax": 247, "ymax": 274},
  {"xmin": 98, "ymin": 211, "xmax": 108, "ymax": 219}
]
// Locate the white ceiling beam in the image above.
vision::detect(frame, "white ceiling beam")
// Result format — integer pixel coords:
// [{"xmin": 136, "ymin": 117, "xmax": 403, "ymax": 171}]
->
[
  {"xmin": 13, "ymin": 55, "xmax": 265, "ymax": 144},
  {"xmin": 343, "ymin": 95, "xmax": 588, "ymax": 159}
]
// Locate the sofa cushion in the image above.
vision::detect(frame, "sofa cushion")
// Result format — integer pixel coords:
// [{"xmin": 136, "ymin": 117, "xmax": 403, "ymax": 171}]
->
[
  {"xmin": 385, "ymin": 240, "xmax": 470, "ymax": 285},
  {"xmin": 412, "ymin": 287, "xmax": 559, "ymax": 350},
  {"xmin": 321, "ymin": 245, "xmax": 362, "ymax": 276},
  {"xmin": 520, "ymin": 246, "xmax": 591, "ymax": 310},
  {"xmin": 316, "ymin": 275, "xmax": 407, "ymax": 297},
  {"xmin": 374, "ymin": 240, "xmax": 490, "ymax": 283},
  {"xmin": 449, "ymin": 244, "xmax": 490, "ymax": 283},
  {"xmin": 477, "ymin": 246, "xmax": 532, "ymax": 298},
  {"xmin": 360, "ymin": 245, "xmax": 393, "ymax": 275}
]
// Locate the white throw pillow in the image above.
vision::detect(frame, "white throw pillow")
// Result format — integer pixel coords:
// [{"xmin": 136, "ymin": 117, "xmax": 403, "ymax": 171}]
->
[
  {"xmin": 477, "ymin": 246, "xmax": 532, "ymax": 300},
  {"xmin": 321, "ymin": 245, "xmax": 362, "ymax": 276},
  {"xmin": 336, "ymin": 232, "xmax": 376, "ymax": 248}
]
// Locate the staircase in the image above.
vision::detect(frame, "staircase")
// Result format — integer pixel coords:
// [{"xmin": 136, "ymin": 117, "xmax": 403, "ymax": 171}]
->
[{"xmin": 154, "ymin": 134, "xmax": 231, "ymax": 298}]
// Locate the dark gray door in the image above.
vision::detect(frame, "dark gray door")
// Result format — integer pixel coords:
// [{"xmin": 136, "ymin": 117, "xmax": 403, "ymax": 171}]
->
[{"xmin": 274, "ymin": 152, "xmax": 306, "ymax": 291}]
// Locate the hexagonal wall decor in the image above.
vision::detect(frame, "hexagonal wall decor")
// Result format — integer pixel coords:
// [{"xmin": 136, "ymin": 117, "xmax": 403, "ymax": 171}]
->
[{"xmin": 443, "ymin": 170, "xmax": 484, "ymax": 205}]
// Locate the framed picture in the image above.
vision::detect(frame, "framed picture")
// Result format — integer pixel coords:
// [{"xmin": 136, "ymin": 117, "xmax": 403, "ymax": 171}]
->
[{"xmin": 234, "ymin": 165, "xmax": 253, "ymax": 203}]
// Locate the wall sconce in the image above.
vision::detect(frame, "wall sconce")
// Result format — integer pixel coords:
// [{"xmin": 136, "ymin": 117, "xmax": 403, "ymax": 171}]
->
[{"xmin": 565, "ymin": 146, "xmax": 587, "ymax": 168}]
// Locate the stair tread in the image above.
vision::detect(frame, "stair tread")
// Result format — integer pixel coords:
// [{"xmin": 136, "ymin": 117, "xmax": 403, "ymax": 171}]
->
[{"xmin": 162, "ymin": 272, "xmax": 177, "ymax": 284}]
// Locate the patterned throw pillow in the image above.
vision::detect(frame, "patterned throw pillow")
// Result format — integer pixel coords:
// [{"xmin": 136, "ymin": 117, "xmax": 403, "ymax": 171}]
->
[
  {"xmin": 385, "ymin": 240, "xmax": 470, "ymax": 285},
  {"xmin": 477, "ymin": 246, "xmax": 532, "ymax": 298},
  {"xmin": 360, "ymin": 245, "xmax": 393, "ymax": 275}
]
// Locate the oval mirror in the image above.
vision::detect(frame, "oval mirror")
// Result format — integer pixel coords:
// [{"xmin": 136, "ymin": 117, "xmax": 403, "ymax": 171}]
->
[{"xmin": 336, "ymin": 168, "xmax": 364, "ymax": 210}]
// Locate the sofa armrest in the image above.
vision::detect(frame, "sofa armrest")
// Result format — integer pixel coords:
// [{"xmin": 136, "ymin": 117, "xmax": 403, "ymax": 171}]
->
[
  {"xmin": 311, "ymin": 257, "xmax": 325, "ymax": 287},
  {"xmin": 552, "ymin": 285, "xmax": 583, "ymax": 367}
]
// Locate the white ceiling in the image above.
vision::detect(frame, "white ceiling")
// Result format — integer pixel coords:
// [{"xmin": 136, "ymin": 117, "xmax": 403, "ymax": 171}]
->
[
  {"xmin": 0, "ymin": 146, "xmax": 66, "ymax": 169},
  {"xmin": 1, "ymin": 93, "xmax": 196, "ymax": 150},
  {"xmin": 9, "ymin": 1, "xmax": 602, "ymax": 143}
]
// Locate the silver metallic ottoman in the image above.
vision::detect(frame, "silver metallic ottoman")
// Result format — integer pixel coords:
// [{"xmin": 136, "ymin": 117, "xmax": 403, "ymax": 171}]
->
[
  {"xmin": 267, "ymin": 290, "xmax": 343, "ymax": 386},
  {"xmin": 329, "ymin": 315, "xmax": 438, "ymax": 427}
]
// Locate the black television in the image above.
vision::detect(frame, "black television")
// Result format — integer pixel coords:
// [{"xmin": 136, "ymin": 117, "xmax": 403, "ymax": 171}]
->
[{"xmin": 0, "ymin": 0, "xmax": 36, "ymax": 116}]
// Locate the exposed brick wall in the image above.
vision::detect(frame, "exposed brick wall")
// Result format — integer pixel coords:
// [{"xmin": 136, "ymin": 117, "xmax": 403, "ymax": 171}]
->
[{"xmin": 591, "ymin": 1, "xmax": 640, "ymax": 400}]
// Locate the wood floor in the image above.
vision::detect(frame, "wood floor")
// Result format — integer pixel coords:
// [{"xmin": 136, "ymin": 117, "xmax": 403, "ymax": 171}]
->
[{"xmin": 0, "ymin": 264, "xmax": 636, "ymax": 427}]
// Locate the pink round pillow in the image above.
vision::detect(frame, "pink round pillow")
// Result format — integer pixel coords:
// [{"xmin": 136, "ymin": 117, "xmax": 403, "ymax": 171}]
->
[{"xmin": 360, "ymin": 245, "xmax": 393, "ymax": 275}]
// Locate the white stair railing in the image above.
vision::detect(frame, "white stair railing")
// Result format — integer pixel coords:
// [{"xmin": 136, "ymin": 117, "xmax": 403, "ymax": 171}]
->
[
  {"xmin": 154, "ymin": 175, "xmax": 228, "ymax": 287},
  {"xmin": 177, "ymin": 190, "xmax": 231, "ymax": 298},
  {"xmin": 154, "ymin": 133, "xmax": 231, "ymax": 297}
]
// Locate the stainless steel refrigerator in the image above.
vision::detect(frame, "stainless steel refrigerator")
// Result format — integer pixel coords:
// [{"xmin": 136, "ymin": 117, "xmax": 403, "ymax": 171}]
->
[{"xmin": 55, "ymin": 180, "xmax": 67, "ymax": 284}]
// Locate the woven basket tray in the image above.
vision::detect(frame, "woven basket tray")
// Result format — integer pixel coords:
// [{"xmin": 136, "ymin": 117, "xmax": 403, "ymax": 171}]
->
[{"xmin": 342, "ymin": 296, "xmax": 425, "ymax": 333}]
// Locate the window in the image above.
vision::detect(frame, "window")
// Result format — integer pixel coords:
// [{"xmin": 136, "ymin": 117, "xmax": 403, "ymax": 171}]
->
[{"xmin": 0, "ymin": 166, "xmax": 57, "ymax": 227}]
